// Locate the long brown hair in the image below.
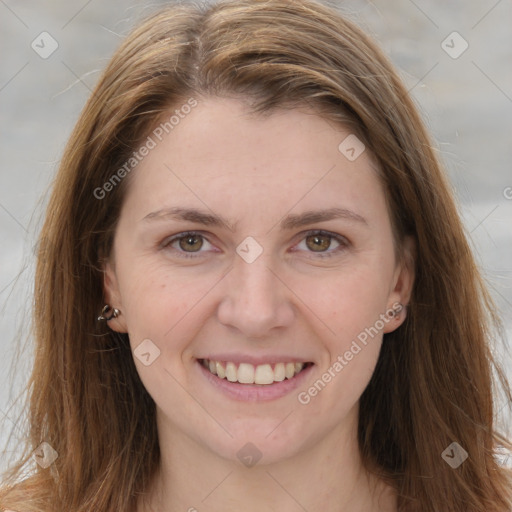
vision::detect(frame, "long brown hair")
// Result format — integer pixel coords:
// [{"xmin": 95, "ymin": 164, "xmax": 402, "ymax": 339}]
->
[{"xmin": 1, "ymin": 0, "xmax": 511, "ymax": 510}]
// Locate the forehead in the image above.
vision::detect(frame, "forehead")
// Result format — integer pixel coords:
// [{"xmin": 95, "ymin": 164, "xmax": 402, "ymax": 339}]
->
[{"xmin": 121, "ymin": 97, "xmax": 386, "ymax": 226}]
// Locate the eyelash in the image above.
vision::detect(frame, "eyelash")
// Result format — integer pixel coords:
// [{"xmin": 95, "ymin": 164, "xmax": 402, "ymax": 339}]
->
[{"xmin": 160, "ymin": 230, "xmax": 349, "ymax": 260}]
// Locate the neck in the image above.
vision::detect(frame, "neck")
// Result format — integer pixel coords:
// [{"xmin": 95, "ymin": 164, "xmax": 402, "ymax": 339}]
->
[{"xmin": 138, "ymin": 405, "xmax": 397, "ymax": 512}]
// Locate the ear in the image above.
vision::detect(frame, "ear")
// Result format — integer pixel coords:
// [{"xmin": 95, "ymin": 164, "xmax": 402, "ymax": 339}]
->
[
  {"xmin": 383, "ymin": 235, "xmax": 415, "ymax": 333},
  {"xmin": 102, "ymin": 258, "xmax": 128, "ymax": 333}
]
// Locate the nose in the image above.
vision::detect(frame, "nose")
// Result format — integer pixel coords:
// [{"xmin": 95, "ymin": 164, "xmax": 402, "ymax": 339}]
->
[{"xmin": 216, "ymin": 251, "xmax": 295, "ymax": 338}]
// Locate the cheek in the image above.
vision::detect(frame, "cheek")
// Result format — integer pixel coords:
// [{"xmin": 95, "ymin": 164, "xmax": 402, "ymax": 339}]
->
[
  {"xmin": 298, "ymin": 284, "xmax": 385, "ymax": 419},
  {"xmin": 296, "ymin": 265, "xmax": 393, "ymax": 339},
  {"xmin": 115, "ymin": 264, "xmax": 184, "ymax": 346},
  {"xmin": 118, "ymin": 270, "xmax": 204, "ymax": 406},
  {"xmin": 118, "ymin": 257, "xmax": 195, "ymax": 322},
  {"xmin": 296, "ymin": 267, "xmax": 390, "ymax": 395},
  {"xmin": 117, "ymin": 262, "xmax": 225, "ymax": 374}
]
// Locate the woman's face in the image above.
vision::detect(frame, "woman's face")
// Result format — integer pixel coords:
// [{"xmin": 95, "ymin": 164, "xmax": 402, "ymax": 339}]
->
[{"xmin": 104, "ymin": 96, "xmax": 413, "ymax": 465}]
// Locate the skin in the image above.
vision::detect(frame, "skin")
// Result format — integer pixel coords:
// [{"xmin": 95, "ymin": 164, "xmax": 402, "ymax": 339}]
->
[{"xmin": 103, "ymin": 96, "xmax": 414, "ymax": 512}]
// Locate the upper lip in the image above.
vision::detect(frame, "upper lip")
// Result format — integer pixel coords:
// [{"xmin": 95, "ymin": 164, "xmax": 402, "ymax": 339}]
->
[{"xmin": 198, "ymin": 353, "xmax": 313, "ymax": 366}]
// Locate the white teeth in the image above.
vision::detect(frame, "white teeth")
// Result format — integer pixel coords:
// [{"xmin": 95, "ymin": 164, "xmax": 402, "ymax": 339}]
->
[
  {"xmin": 216, "ymin": 361, "xmax": 226, "ymax": 379},
  {"xmin": 285, "ymin": 362, "xmax": 295, "ymax": 379},
  {"xmin": 274, "ymin": 362, "xmax": 285, "ymax": 381},
  {"xmin": 202, "ymin": 359, "xmax": 308, "ymax": 385},
  {"xmin": 238, "ymin": 363, "xmax": 255, "ymax": 384},
  {"xmin": 254, "ymin": 364, "xmax": 274, "ymax": 385},
  {"xmin": 226, "ymin": 362, "xmax": 237, "ymax": 382}
]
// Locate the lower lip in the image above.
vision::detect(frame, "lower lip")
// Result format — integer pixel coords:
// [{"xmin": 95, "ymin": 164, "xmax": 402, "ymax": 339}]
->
[{"xmin": 196, "ymin": 360, "xmax": 314, "ymax": 402}]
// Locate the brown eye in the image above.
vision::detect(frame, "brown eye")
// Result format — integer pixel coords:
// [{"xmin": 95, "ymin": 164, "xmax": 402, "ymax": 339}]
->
[
  {"xmin": 305, "ymin": 233, "xmax": 333, "ymax": 252},
  {"xmin": 178, "ymin": 234, "xmax": 204, "ymax": 252},
  {"xmin": 162, "ymin": 231, "xmax": 218, "ymax": 259},
  {"xmin": 293, "ymin": 230, "xmax": 347, "ymax": 259}
]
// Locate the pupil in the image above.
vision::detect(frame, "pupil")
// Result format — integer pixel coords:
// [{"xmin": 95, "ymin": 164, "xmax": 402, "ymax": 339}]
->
[
  {"xmin": 307, "ymin": 234, "xmax": 330, "ymax": 252},
  {"xmin": 180, "ymin": 235, "xmax": 202, "ymax": 252}
]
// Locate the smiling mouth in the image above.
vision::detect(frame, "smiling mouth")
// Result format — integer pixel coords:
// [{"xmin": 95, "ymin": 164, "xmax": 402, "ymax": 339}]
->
[{"xmin": 198, "ymin": 358, "xmax": 314, "ymax": 385}]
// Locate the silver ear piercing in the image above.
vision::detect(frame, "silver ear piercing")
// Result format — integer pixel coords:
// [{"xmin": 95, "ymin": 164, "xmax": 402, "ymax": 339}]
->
[{"xmin": 98, "ymin": 304, "xmax": 121, "ymax": 321}]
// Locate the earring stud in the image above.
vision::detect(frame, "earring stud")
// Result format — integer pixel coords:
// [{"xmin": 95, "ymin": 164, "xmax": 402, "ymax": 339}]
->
[
  {"xmin": 389, "ymin": 303, "xmax": 404, "ymax": 319},
  {"xmin": 98, "ymin": 304, "xmax": 121, "ymax": 321}
]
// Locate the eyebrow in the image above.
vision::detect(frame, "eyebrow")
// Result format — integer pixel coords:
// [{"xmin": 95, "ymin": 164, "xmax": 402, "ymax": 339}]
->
[{"xmin": 141, "ymin": 206, "xmax": 368, "ymax": 231}]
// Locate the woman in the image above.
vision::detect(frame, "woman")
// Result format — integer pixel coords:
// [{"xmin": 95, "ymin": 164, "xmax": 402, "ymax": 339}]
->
[{"xmin": 1, "ymin": 0, "xmax": 511, "ymax": 510}]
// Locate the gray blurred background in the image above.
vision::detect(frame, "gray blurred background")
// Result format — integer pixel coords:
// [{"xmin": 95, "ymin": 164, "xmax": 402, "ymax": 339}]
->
[{"xmin": 1, "ymin": 0, "xmax": 511, "ymax": 470}]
